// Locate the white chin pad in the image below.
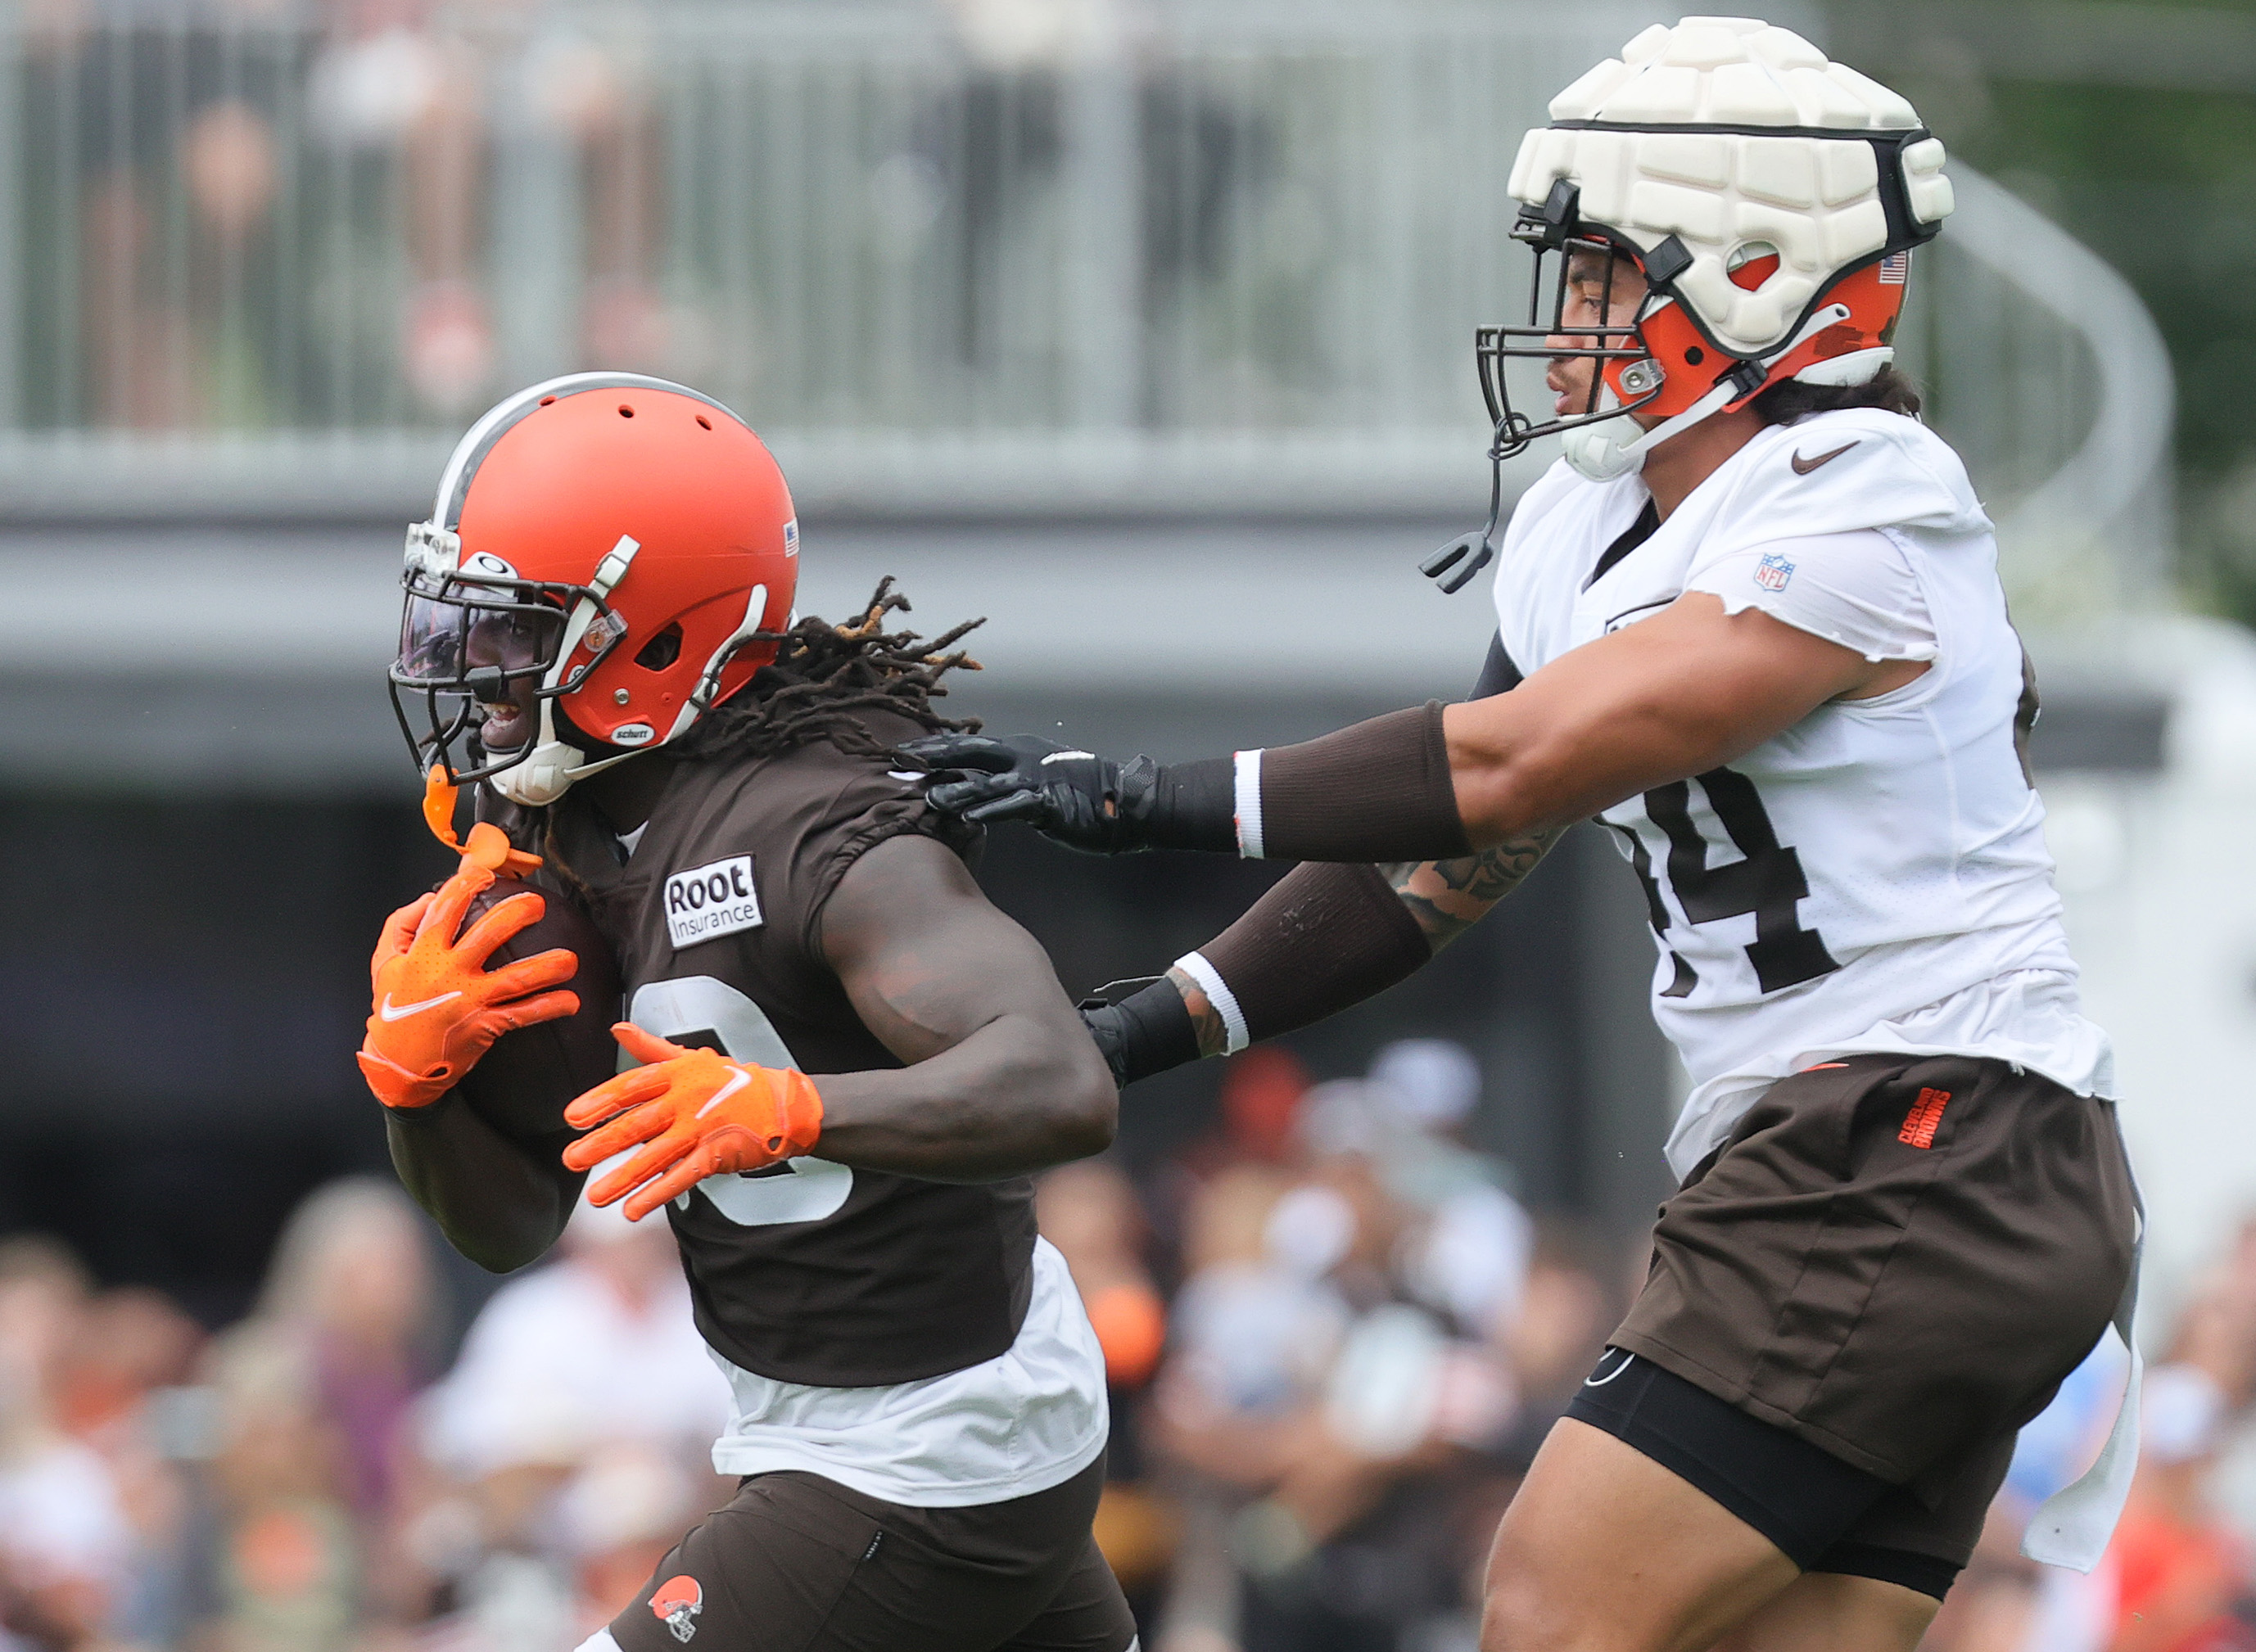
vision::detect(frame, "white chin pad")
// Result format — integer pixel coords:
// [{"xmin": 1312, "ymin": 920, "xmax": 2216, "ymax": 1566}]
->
[
  {"xmin": 489, "ymin": 739, "xmax": 586, "ymax": 806},
  {"xmin": 1793, "ymin": 345, "xmax": 1892, "ymax": 388},
  {"xmin": 1562, "ymin": 424, "xmax": 1648, "ymax": 481}
]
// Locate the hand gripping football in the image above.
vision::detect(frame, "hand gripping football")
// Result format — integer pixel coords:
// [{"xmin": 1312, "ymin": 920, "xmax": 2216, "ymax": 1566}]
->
[
  {"xmin": 450, "ymin": 870, "xmax": 623, "ymax": 1143},
  {"xmin": 359, "ymin": 768, "xmax": 620, "ymax": 1113},
  {"xmin": 357, "ymin": 823, "xmax": 581, "ymax": 1109},
  {"xmin": 418, "ymin": 765, "xmax": 622, "ymax": 1129}
]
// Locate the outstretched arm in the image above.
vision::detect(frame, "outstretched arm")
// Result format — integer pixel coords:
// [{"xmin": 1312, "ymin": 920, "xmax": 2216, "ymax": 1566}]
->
[
  {"xmin": 1069, "ymin": 633, "xmax": 1558, "ymax": 1081},
  {"xmin": 906, "ymin": 595, "xmax": 1914, "ymax": 864},
  {"xmin": 952, "ymin": 633, "xmax": 1557, "ymax": 1085},
  {"xmin": 930, "ymin": 600, "xmax": 1913, "ymax": 1087},
  {"xmin": 1095, "ymin": 826, "xmax": 1565, "ymax": 1081}
]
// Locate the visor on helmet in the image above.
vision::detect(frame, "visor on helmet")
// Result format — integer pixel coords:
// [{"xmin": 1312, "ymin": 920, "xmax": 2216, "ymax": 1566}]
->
[
  {"xmin": 397, "ymin": 589, "xmax": 564, "ymax": 686},
  {"xmin": 387, "ymin": 565, "xmax": 621, "ymax": 785}
]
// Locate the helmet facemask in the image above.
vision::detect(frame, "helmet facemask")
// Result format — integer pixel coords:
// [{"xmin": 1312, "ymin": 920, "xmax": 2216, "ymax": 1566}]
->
[
  {"xmin": 1476, "ymin": 180, "xmax": 1665, "ymax": 464},
  {"xmin": 1424, "ymin": 183, "xmax": 1901, "ymax": 593},
  {"xmin": 1424, "ymin": 182, "xmax": 1671, "ymax": 593},
  {"xmin": 387, "ymin": 525, "xmax": 632, "ymax": 794}
]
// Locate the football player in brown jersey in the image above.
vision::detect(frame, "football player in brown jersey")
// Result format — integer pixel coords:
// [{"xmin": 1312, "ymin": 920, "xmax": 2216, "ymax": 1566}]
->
[{"xmin": 359, "ymin": 373, "xmax": 1137, "ymax": 1652}]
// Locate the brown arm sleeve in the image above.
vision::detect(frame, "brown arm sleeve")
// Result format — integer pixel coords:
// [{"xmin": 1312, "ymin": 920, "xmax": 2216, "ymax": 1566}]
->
[
  {"xmin": 1182, "ymin": 860, "xmax": 1434, "ymax": 1047},
  {"xmin": 1249, "ymin": 702, "xmax": 1472, "ymax": 863}
]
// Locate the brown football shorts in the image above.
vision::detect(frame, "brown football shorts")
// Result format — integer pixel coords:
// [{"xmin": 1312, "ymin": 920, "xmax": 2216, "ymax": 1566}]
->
[
  {"xmin": 599, "ymin": 1456, "xmax": 1136, "ymax": 1652},
  {"xmin": 1607, "ymin": 1052, "xmax": 2136, "ymax": 1571}
]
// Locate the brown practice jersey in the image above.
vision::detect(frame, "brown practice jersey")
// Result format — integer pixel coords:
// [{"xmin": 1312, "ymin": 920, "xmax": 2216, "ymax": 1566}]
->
[{"xmin": 545, "ymin": 710, "xmax": 1038, "ymax": 1388}]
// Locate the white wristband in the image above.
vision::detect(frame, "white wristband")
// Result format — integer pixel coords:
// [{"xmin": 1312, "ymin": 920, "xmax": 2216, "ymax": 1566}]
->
[
  {"xmin": 1232, "ymin": 749, "xmax": 1265, "ymax": 860},
  {"xmin": 1172, "ymin": 950, "xmax": 1250, "ymax": 1054}
]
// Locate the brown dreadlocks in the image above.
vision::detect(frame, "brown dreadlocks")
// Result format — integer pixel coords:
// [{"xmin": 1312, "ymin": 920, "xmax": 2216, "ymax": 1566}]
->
[
  {"xmin": 676, "ymin": 577, "xmax": 983, "ymax": 763},
  {"xmin": 511, "ymin": 580, "xmax": 982, "ymax": 883}
]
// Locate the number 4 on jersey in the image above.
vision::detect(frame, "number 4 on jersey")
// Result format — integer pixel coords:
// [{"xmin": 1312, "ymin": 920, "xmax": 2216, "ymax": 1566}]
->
[{"xmin": 1615, "ymin": 766, "xmax": 1841, "ymax": 998}]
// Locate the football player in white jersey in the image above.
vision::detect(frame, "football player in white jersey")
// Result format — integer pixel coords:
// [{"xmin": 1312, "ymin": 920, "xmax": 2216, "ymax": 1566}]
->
[{"xmin": 906, "ymin": 19, "xmax": 2138, "ymax": 1652}]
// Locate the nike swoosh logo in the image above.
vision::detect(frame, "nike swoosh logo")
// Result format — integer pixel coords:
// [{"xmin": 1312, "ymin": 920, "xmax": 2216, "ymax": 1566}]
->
[
  {"xmin": 1585, "ymin": 1350, "xmax": 1637, "ymax": 1388},
  {"xmin": 1791, "ymin": 441, "xmax": 1857, "ymax": 475},
  {"xmin": 378, "ymin": 990, "xmax": 462, "ymax": 1021},
  {"xmin": 694, "ymin": 1067, "xmax": 753, "ymax": 1121}
]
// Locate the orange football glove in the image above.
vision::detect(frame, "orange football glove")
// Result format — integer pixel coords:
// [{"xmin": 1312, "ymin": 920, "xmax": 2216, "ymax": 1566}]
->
[
  {"xmin": 355, "ymin": 823, "xmax": 581, "ymax": 1110},
  {"xmin": 562, "ymin": 1024, "xmax": 825, "ymax": 1222}
]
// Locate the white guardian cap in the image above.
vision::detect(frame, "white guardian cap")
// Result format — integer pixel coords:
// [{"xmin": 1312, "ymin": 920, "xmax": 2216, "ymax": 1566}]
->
[{"xmin": 1425, "ymin": 17, "xmax": 1954, "ymax": 589}]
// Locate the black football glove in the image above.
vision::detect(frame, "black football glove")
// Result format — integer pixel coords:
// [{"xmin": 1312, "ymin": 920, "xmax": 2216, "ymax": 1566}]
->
[
  {"xmin": 897, "ymin": 733, "xmax": 1163, "ymax": 855},
  {"xmin": 1075, "ymin": 976, "xmax": 1200, "ymax": 1088},
  {"xmin": 1078, "ymin": 1001, "xmax": 1133, "ymax": 1088}
]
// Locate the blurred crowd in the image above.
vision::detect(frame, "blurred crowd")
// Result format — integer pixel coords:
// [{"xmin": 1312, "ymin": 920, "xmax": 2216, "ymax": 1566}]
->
[
  {"xmin": 8, "ymin": 1043, "xmax": 2256, "ymax": 1652},
  {"xmin": 27, "ymin": 0, "xmax": 676, "ymax": 429},
  {"xmin": 0, "ymin": 1176, "xmax": 730, "ymax": 1652},
  {"xmin": 1042, "ymin": 1040, "xmax": 1612, "ymax": 1652},
  {"xmin": 22, "ymin": 0, "xmax": 1263, "ymax": 432}
]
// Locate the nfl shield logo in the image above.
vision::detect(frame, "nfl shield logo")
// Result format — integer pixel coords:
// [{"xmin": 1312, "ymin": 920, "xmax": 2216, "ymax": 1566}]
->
[{"xmin": 1755, "ymin": 553, "xmax": 1795, "ymax": 592}]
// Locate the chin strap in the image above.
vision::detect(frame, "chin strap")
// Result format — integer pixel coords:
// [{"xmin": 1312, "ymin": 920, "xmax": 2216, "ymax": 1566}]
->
[
  {"xmin": 485, "ymin": 740, "xmax": 651, "ymax": 808},
  {"xmin": 1561, "ymin": 302, "xmax": 1855, "ymax": 482},
  {"xmin": 665, "ymin": 583, "xmax": 768, "ymax": 742},
  {"xmin": 1561, "ymin": 374, "xmax": 1743, "ymax": 481},
  {"xmin": 1423, "ymin": 301, "xmax": 1860, "ymax": 589}
]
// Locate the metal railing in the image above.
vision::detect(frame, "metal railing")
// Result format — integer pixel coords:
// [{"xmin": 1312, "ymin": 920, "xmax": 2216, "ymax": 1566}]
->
[
  {"xmin": 0, "ymin": 2, "xmax": 1648, "ymax": 429},
  {"xmin": 1908, "ymin": 166, "xmax": 2176, "ymax": 615},
  {"xmin": 0, "ymin": 0, "xmax": 2172, "ymax": 606}
]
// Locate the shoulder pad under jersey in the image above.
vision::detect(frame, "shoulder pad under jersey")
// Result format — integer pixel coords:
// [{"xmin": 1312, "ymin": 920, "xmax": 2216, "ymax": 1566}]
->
[{"xmin": 1714, "ymin": 409, "xmax": 1990, "ymax": 553}]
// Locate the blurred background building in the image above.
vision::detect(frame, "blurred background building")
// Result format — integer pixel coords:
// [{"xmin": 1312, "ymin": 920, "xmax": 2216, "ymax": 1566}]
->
[{"xmin": 0, "ymin": 1, "xmax": 2251, "ymax": 1648}]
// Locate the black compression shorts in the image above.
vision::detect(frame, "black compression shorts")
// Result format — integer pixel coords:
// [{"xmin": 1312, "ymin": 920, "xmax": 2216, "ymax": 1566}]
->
[{"xmin": 1567, "ymin": 1351, "xmax": 1974, "ymax": 1602}]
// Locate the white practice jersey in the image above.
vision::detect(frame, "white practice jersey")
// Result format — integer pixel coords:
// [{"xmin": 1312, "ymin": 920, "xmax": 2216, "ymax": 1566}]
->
[{"xmin": 1491, "ymin": 407, "xmax": 2115, "ymax": 1178}]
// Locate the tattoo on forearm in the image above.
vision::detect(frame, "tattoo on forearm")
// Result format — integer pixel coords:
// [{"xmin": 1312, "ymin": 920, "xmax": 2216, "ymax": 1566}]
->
[
  {"xmin": 1160, "ymin": 835, "xmax": 1558, "ymax": 1063},
  {"xmin": 1164, "ymin": 964, "xmax": 1232, "ymax": 1059},
  {"xmin": 1382, "ymin": 826, "xmax": 1562, "ymax": 950}
]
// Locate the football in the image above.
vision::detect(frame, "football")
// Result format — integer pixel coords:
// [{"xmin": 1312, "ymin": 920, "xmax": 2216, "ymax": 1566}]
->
[{"xmin": 451, "ymin": 874, "xmax": 625, "ymax": 1144}]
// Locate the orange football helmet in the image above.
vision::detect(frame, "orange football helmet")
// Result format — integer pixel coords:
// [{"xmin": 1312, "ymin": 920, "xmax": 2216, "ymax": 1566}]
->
[{"xmin": 391, "ymin": 372, "xmax": 798, "ymax": 806}]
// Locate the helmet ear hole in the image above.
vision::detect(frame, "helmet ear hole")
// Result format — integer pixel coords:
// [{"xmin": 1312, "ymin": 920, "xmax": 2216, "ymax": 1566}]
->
[
  {"xmin": 1726, "ymin": 243, "xmax": 1781, "ymax": 291},
  {"xmin": 635, "ymin": 622, "xmax": 684, "ymax": 671}
]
